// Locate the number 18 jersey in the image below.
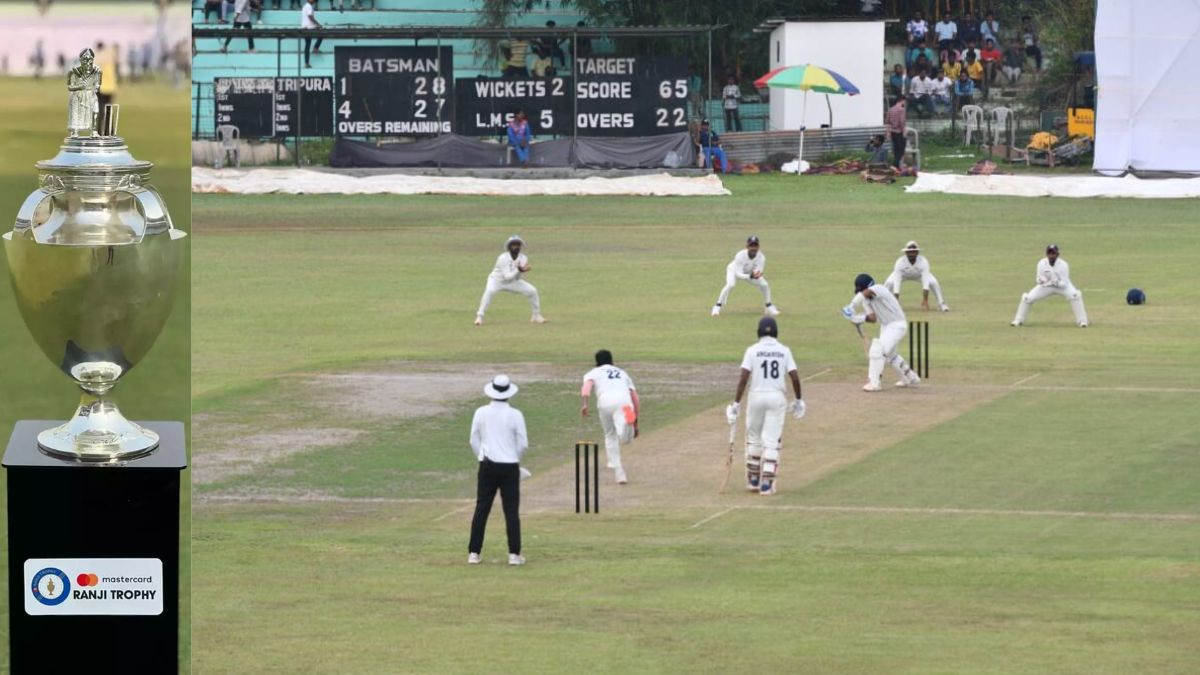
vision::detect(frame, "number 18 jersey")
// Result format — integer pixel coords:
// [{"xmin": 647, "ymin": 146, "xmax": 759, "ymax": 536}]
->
[{"xmin": 740, "ymin": 337, "xmax": 797, "ymax": 394}]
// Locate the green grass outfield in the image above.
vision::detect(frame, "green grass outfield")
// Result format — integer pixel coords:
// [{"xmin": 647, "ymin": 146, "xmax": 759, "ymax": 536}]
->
[
  {"xmin": 0, "ymin": 78, "xmax": 191, "ymax": 670},
  {"xmin": 192, "ymin": 176, "xmax": 1200, "ymax": 673}
]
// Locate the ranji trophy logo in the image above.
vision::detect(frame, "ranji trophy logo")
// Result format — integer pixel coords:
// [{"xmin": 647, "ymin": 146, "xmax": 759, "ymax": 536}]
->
[{"xmin": 3, "ymin": 47, "xmax": 186, "ymax": 462}]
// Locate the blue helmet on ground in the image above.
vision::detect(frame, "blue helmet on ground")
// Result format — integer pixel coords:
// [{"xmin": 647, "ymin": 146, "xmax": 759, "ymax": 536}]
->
[
  {"xmin": 1126, "ymin": 288, "xmax": 1146, "ymax": 305},
  {"xmin": 854, "ymin": 273, "xmax": 874, "ymax": 293}
]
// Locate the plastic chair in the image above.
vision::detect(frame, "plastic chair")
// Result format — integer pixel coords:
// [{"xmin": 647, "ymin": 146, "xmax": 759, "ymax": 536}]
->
[
  {"xmin": 215, "ymin": 124, "xmax": 240, "ymax": 169},
  {"xmin": 961, "ymin": 105, "xmax": 984, "ymax": 145},
  {"xmin": 990, "ymin": 106, "xmax": 1014, "ymax": 146},
  {"xmin": 903, "ymin": 127, "xmax": 921, "ymax": 170}
]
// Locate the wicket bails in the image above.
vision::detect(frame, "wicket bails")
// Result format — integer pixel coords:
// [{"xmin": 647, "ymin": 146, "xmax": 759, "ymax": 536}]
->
[
  {"xmin": 575, "ymin": 441, "xmax": 600, "ymax": 514},
  {"xmin": 908, "ymin": 321, "xmax": 930, "ymax": 379}
]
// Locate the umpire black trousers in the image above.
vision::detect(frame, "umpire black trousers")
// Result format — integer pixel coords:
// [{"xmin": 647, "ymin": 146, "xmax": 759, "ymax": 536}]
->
[{"xmin": 468, "ymin": 458, "xmax": 521, "ymax": 555}]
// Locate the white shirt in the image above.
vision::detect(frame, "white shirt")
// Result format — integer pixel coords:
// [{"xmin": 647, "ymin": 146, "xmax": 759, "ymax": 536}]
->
[
  {"xmin": 727, "ymin": 249, "xmax": 765, "ymax": 280},
  {"xmin": 929, "ymin": 77, "xmax": 952, "ymax": 97},
  {"xmin": 906, "ymin": 19, "xmax": 928, "ymax": 38},
  {"xmin": 893, "ymin": 254, "xmax": 932, "ymax": 280},
  {"xmin": 934, "ymin": 20, "xmax": 957, "ymax": 41},
  {"xmin": 583, "ymin": 365, "xmax": 636, "ymax": 404},
  {"xmin": 910, "ymin": 76, "xmax": 934, "ymax": 96},
  {"xmin": 722, "ymin": 84, "xmax": 741, "ymax": 110},
  {"xmin": 980, "ymin": 20, "xmax": 1000, "ymax": 43},
  {"xmin": 469, "ymin": 400, "xmax": 528, "ymax": 463},
  {"xmin": 1036, "ymin": 257, "xmax": 1072, "ymax": 288},
  {"xmin": 863, "ymin": 284, "xmax": 906, "ymax": 325},
  {"xmin": 233, "ymin": 0, "xmax": 251, "ymax": 22},
  {"xmin": 488, "ymin": 252, "xmax": 528, "ymax": 284},
  {"xmin": 301, "ymin": 3, "xmax": 317, "ymax": 29},
  {"xmin": 740, "ymin": 337, "xmax": 797, "ymax": 394}
]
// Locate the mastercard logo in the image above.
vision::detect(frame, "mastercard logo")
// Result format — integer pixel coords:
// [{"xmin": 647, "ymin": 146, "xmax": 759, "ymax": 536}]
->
[{"xmin": 76, "ymin": 573, "xmax": 99, "ymax": 587}]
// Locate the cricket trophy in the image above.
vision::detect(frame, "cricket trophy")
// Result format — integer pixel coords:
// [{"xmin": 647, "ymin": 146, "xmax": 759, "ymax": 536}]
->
[{"xmin": 3, "ymin": 47, "xmax": 186, "ymax": 462}]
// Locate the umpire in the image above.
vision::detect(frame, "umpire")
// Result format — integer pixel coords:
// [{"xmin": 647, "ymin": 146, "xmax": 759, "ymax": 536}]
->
[{"xmin": 467, "ymin": 375, "xmax": 528, "ymax": 566}]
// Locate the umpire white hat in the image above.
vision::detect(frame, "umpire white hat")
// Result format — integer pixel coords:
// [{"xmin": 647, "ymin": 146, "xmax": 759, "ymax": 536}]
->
[{"xmin": 484, "ymin": 374, "xmax": 519, "ymax": 400}]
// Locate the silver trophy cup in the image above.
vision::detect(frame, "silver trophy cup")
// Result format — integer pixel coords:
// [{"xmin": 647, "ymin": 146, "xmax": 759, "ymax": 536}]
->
[{"xmin": 3, "ymin": 54, "xmax": 186, "ymax": 461}]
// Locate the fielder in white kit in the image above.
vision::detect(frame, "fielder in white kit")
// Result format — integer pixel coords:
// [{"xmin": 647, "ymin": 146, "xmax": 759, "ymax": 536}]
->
[
  {"xmin": 580, "ymin": 350, "xmax": 640, "ymax": 484},
  {"xmin": 1011, "ymin": 244, "xmax": 1088, "ymax": 327},
  {"xmin": 844, "ymin": 273, "xmax": 921, "ymax": 392},
  {"xmin": 475, "ymin": 235, "xmax": 546, "ymax": 325},
  {"xmin": 711, "ymin": 235, "xmax": 780, "ymax": 317},
  {"xmin": 885, "ymin": 240, "xmax": 949, "ymax": 311},
  {"xmin": 725, "ymin": 317, "xmax": 805, "ymax": 495}
]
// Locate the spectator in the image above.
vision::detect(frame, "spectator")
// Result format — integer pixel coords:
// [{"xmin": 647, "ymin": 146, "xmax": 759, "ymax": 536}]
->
[
  {"xmin": 961, "ymin": 40, "xmax": 981, "ymax": 64},
  {"xmin": 933, "ymin": 15, "xmax": 958, "ymax": 63},
  {"xmin": 908, "ymin": 68, "xmax": 934, "ymax": 118},
  {"xmin": 865, "ymin": 134, "xmax": 889, "ymax": 164},
  {"xmin": 1021, "ymin": 16, "xmax": 1043, "ymax": 71},
  {"xmin": 688, "ymin": 68, "xmax": 703, "ymax": 115},
  {"xmin": 1002, "ymin": 38, "xmax": 1025, "ymax": 84},
  {"xmin": 500, "ymin": 38, "xmax": 530, "ymax": 78},
  {"xmin": 507, "ymin": 110, "xmax": 532, "ymax": 166},
  {"xmin": 959, "ymin": 14, "xmax": 981, "ymax": 49},
  {"xmin": 888, "ymin": 63, "xmax": 907, "ymax": 102},
  {"xmin": 696, "ymin": 119, "xmax": 730, "ymax": 172},
  {"xmin": 930, "ymin": 70, "xmax": 952, "ymax": 116},
  {"xmin": 885, "ymin": 97, "xmax": 906, "ymax": 168},
  {"xmin": 906, "ymin": 10, "xmax": 928, "ymax": 47},
  {"xmin": 539, "ymin": 21, "xmax": 566, "ymax": 68},
  {"xmin": 530, "ymin": 46, "xmax": 554, "ymax": 77},
  {"xmin": 913, "ymin": 53, "xmax": 932, "ymax": 79},
  {"xmin": 981, "ymin": 39, "xmax": 1002, "ymax": 87},
  {"xmin": 221, "ymin": 0, "xmax": 256, "ymax": 54},
  {"xmin": 964, "ymin": 51, "xmax": 984, "ymax": 93},
  {"xmin": 30, "ymin": 40, "xmax": 45, "ymax": 79},
  {"xmin": 980, "ymin": 11, "xmax": 1001, "ymax": 46},
  {"xmin": 860, "ymin": 0, "xmax": 883, "ymax": 16},
  {"xmin": 942, "ymin": 51, "xmax": 961, "ymax": 81},
  {"xmin": 722, "ymin": 75, "xmax": 742, "ymax": 132},
  {"xmin": 955, "ymin": 70, "xmax": 975, "ymax": 109},
  {"xmin": 908, "ymin": 39, "xmax": 935, "ymax": 71},
  {"xmin": 203, "ymin": 0, "xmax": 225, "ymax": 23},
  {"xmin": 223, "ymin": 0, "xmax": 235, "ymax": 24},
  {"xmin": 300, "ymin": 0, "xmax": 321, "ymax": 68}
]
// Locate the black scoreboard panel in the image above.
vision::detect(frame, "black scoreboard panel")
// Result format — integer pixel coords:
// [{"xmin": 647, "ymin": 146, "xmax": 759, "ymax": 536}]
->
[
  {"xmin": 274, "ymin": 76, "xmax": 334, "ymax": 138},
  {"xmin": 574, "ymin": 56, "xmax": 689, "ymax": 136},
  {"xmin": 334, "ymin": 46, "xmax": 454, "ymax": 136},
  {"xmin": 454, "ymin": 77, "xmax": 573, "ymax": 136},
  {"xmin": 214, "ymin": 77, "xmax": 275, "ymax": 137}
]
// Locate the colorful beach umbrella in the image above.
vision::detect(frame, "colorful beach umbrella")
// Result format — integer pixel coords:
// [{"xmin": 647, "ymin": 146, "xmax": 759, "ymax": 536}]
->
[{"xmin": 754, "ymin": 64, "xmax": 860, "ymax": 175}]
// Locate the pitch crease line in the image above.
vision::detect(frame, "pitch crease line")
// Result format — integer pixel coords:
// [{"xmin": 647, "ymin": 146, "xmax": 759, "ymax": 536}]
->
[
  {"xmin": 735, "ymin": 504, "xmax": 1200, "ymax": 522},
  {"xmin": 433, "ymin": 505, "xmax": 473, "ymax": 522},
  {"xmin": 691, "ymin": 506, "xmax": 737, "ymax": 529},
  {"xmin": 1010, "ymin": 373, "xmax": 1042, "ymax": 388},
  {"xmin": 802, "ymin": 368, "xmax": 832, "ymax": 383}
]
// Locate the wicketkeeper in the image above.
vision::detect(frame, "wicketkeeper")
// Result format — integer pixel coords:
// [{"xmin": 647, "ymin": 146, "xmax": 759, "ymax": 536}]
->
[{"xmin": 1011, "ymin": 244, "xmax": 1088, "ymax": 327}]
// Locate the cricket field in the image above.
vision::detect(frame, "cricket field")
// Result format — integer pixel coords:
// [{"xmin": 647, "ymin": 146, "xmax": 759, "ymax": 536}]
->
[{"xmin": 192, "ymin": 174, "xmax": 1200, "ymax": 673}]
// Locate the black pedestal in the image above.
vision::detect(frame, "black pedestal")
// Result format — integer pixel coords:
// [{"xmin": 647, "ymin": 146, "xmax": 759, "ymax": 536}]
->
[{"xmin": 3, "ymin": 421, "xmax": 186, "ymax": 674}]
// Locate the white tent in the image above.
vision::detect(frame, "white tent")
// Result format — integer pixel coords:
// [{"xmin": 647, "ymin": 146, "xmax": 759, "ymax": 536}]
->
[{"xmin": 1094, "ymin": 0, "xmax": 1200, "ymax": 175}]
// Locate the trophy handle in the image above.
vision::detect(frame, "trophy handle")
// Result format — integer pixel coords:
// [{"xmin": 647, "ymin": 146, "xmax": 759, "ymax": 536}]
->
[
  {"xmin": 132, "ymin": 187, "xmax": 187, "ymax": 241},
  {"xmin": 14, "ymin": 190, "xmax": 54, "ymax": 231}
]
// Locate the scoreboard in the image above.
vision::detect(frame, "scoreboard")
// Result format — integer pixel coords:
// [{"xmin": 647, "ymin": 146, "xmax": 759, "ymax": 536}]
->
[
  {"xmin": 214, "ymin": 78, "xmax": 275, "ymax": 137},
  {"xmin": 274, "ymin": 76, "xmax": 334, "ymax": 138},
  {"xmin": 454, "ymin": 76, "xmax": 573, "ymax": 136},
  {"xmin": 574, "ymin": 56, "xmax": 689, "ymax": 136},
  {"xmin": 334, "ymin": 46, "xmax": 454, "ymax": 136}
]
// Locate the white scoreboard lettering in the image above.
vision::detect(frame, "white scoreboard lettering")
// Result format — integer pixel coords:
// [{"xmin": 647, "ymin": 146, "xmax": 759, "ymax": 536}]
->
[{"xmin": 334, "ymin": 46, "xmax": 454, "ymax": 136}]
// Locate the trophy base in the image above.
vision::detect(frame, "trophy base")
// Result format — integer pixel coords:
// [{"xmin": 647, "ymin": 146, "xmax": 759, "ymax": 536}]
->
[{"xmin": 36, "ymin": 397, "xmax": 159, "ymax": 462}]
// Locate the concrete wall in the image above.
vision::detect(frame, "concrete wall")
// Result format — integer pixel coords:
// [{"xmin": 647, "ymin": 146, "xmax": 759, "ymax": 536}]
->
[{"xmin": 768, "ymin": 21, "xmax": 885, "ymax": 131}]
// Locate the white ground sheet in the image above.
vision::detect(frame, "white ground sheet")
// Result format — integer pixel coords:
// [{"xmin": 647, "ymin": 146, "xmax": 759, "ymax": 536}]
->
[
  {"xmin": 907, "ymin": 173, "xmax": 1200, "ymax": 199},
  {"xmin": 192, "ymin": 168, "xmax": 731, "ymax": 197}
]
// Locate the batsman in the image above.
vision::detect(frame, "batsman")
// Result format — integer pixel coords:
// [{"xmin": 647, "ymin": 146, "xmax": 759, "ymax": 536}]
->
[
  {"xmin": 725, "ymin": 317, "xmax": 805, "ymax": 495},
  {"xmin": 844, "ymin": 273, "xmax": 921, "ymax": 392}
]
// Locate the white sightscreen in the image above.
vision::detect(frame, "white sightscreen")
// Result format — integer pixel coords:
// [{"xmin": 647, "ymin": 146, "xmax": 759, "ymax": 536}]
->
[
  {"xmin": 1094, "ymin": 0, "xmax": 1200, "ymax": 174},
  {"xmin": 768, "ymin": 22, "xmax": 885, "ymax": 131}
]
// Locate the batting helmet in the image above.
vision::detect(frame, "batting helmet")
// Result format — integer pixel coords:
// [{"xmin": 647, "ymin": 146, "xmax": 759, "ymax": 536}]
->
[
  {"xmin": 747, "ymin": 235, "xmax": 760, "ymax": 246},
  {"xmin": 854, "ymin": 273, "xmax": 874, "ymax": 293},
  {"xmin": 1046, "ymin": 243, "xmax": 1060, "ymax": 254},
  {"xmin": 1126, "ymin": 288, "xmax": 1146, "ymax": 305},
  {"xmin": 757, "ymin": 316, "xmax": 778, "ymax": 338}
]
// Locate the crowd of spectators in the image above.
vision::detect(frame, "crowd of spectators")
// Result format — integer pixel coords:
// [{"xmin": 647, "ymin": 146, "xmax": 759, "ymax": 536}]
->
[
  {"xmin": 891, "ymin": 10, "xmax": 1043, "ymax": 118},
  {"xmin": 201, "ymin": 0, "xmax": 374, "ymax": 24}
]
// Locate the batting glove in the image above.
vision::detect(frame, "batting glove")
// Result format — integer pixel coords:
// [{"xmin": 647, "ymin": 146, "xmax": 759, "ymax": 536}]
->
[
  {"xmin": 851, "ymin": 314, "xmax": 866, "ymax": 325},
  {"xmin": 841, "ymin": 304, "xmax": 855, "ymax": 320},
  {"xmin": 790, "ymin": 399, "xmax": 807, "ymax": 420},
  {"xmin": 725, "ymin": 402, "xmax": 740, "ymax": 425}
]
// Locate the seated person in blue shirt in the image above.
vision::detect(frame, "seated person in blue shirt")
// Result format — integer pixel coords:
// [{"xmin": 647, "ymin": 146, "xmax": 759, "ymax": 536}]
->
[
  {"xmin": 696, "ymin": 119, "xmax": 730, "ymax": 172},
  {"xmin": 506, "ymin": 109, "xmax": 533, "ymax": 165},
  {"xmin": 954, "ymin": 70, "xmax": 975, "ymax": 109},
  {"xmin": 865, "ymin": 134, "xmax": 889, "ymax": 165}
]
